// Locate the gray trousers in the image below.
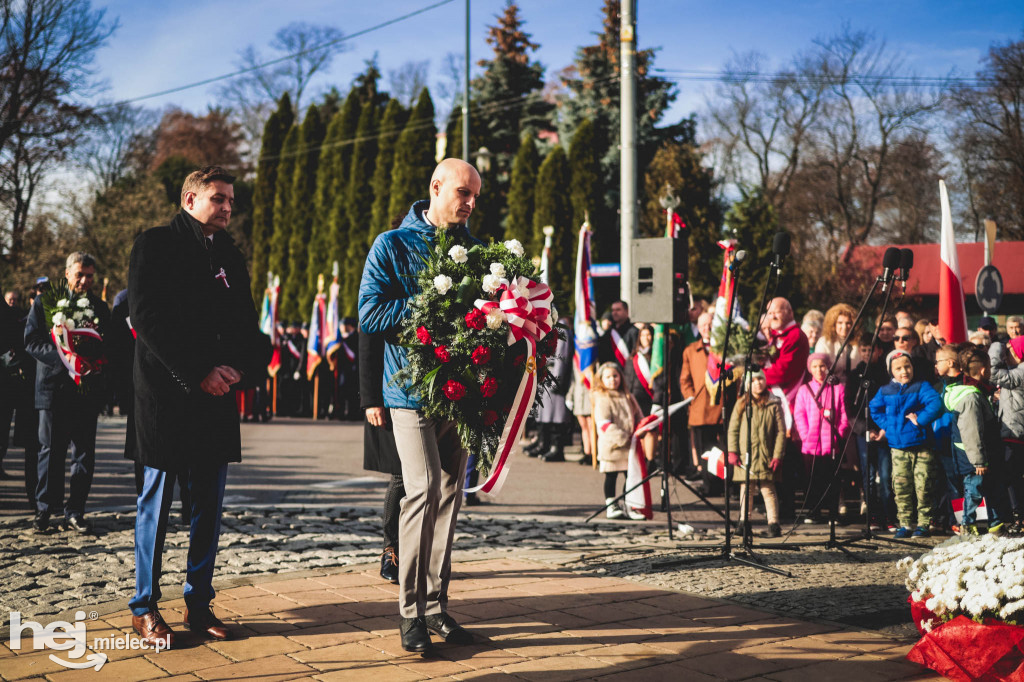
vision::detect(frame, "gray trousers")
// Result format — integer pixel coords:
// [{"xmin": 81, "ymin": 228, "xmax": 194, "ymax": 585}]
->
[{"xmin": 390, "ymin": 409, "xmax": 467, "ymax": 619}]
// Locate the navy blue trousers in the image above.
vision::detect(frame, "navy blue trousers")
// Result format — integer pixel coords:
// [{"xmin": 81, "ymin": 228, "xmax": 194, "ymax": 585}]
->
[
  {"xmin": 130, "ymin": 463, "xmax": 227, "ymax": 616},
  {"xmin": 36, "ymin": 401, "xmax": 98, "ymax": 517}
]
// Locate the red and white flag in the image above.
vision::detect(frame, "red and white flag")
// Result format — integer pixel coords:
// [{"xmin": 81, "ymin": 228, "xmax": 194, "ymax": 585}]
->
[{"xmin": 938, "ymin": 180, "xmax": 968, "ymax": 344}]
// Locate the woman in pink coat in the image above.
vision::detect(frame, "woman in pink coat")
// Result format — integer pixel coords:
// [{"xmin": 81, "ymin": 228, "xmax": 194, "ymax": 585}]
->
[{"xmin": 794, "ymin": 353, "xmax": 849, "ymax": 522}]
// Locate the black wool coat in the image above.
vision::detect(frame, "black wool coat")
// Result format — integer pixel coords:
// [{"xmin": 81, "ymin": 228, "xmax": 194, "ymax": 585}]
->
[
  {"xmin": 359, "ymin": 329, "xmax": 401, "ymax": 475},
  {"xmin": 128, "ymin": 211, "xmax": 271, "ymax": 471}
]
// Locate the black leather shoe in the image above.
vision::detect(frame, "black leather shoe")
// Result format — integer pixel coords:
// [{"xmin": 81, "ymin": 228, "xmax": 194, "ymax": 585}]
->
[
  {"xmin": 425, "ymin": 612, "xmax": 474, "ymax": 645},
  {"xmin": 32, "ymin": 511, "xmax": 49, "ymax": 534},
  {"xmin": 578, "ymin": 455, "xmax": 593, "ymax": 466},
  {"xmin": 184, "ymin": 607, "xmax": 231, "ymax": 640},
  {"xmin": 400, "ymin": 616, "xmax": 433, "ymax": 653},
  {"xmin": 541, "ymin": 449, "xmax": 565, "ymax": 462},
  {"xmin": 380, "ymin": 546, "xmax": 399, "ymax": 584},
  {"xmin": 63, "ymin": 515, "xmax": 92, "ymax": 534}
]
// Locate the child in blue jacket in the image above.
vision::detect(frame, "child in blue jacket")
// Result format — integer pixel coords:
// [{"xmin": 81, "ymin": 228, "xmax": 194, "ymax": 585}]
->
[{"xmin": 869, "ymin": 350, "xmax": 944, "ymax": 538}]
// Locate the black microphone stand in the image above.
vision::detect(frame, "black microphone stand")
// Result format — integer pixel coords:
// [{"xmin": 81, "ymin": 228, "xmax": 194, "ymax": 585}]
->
[{"xmin": 652, "ymin": 251, "xmax": 792, "ymax": 577}]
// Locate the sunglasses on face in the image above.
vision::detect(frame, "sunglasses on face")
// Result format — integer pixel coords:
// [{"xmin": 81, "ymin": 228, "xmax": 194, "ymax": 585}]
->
[{"xmin": 894, "ymin": 335, "xmax": 913, "ymax": 341}]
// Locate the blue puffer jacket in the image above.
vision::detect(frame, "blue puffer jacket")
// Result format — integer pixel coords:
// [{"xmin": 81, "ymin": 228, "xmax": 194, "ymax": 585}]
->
[
  {"xmin": 357, "ymin": 200, "xmax": 478, "ymax": 409},
  {"xmin": 868, "ymin": 379, "xmax": 944, "ymax": 450}
]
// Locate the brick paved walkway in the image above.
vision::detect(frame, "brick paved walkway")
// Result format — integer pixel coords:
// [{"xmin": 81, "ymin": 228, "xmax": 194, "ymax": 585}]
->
[{"xmin": 1, "ymin": 557, "xmax": 940, "ymax": 681}]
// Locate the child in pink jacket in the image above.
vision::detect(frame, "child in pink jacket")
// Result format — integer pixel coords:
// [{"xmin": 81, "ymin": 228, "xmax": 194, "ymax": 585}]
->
[{"xmin": 794, "ymin": 352, "xmax": 850, "ymax": 522}]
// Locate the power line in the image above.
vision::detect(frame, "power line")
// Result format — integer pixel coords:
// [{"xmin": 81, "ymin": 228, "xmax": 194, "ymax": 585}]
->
[
  {"xmin": 91, "ymin": 0, "xmax": 456, "ymax": 110},
  {"xmin": 653, "ymin": 67, "xmax": 992, "ymax": 88}
]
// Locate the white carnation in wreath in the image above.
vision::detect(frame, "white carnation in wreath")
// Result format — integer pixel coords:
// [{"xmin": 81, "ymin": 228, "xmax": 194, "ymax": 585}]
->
[
  {"xmin": 489, "ymin": 262, "xmax": 506, "ymax": 279},
  {"xmin": 433, "ymin": 274, "xmax": 454, "ymax": 295},
  {"xmin": 482, "ymin": 273, "xmax": 502, "ymax": 295},
  {"xmin": 448, "ymin": 245, "xmax": 468, "ymax": 264},
  {"xmin": 503, "ymin": 239, "xmax": 524, "ymax": 257}
]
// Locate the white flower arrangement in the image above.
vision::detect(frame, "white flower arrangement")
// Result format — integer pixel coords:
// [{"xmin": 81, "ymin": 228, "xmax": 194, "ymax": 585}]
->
[
  {"xmin": 76, "ymin": 298, "xmax": 90, "ymax": 308},
  {"xmin": 486, "ymin": 308, "xmax": 506, "ymax": 329},
  {"xmin": 52, "ymin": 312, "xmax": 66, "ymax": 326},
  {"xmin": 900, "ymin": 535, "xmax": 1024, "ymax": 628},
  {"xmin": 503, "ymin": 239, "xmax": 524, "ymax": 257},
  {"xmin": 433, "ymin": 274, "xmax": 454, "ymax": 295},
  {"xmin": 489, "ymin": 262, "xmax": 506, "ymax": 280},
  {"xmin": 56, "ymin": 299, "xmax": 69, "ymax": 308},
  {"xmin": 482, "ymin": 273, "xmax": 502, "ymax": 295},
  {"xmin": 448, "ymin": 245, "xmax": 468, "ymax": 264}
]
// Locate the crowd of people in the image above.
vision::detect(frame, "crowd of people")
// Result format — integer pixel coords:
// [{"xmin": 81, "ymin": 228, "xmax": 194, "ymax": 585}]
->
[{"xmin": 528, "ymin": 292, "xmax": 1023, "ymax": 540}]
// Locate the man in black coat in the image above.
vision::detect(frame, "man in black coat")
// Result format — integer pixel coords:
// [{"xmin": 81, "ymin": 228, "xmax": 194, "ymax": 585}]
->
[
  {"xmin": 127, "ymin": 166, "xmax": 270, "ymax": 650},
  {"xmin": 24, "ymin": 253, "xmax": 110, "ymax": 534},
  {"xmin": 597, "ymin": 300, "xmax": 639, "ymax": 368}
]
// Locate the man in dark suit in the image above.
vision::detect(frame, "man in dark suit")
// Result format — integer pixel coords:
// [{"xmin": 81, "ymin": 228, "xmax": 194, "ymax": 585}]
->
[
  {"xmin": 127, "ymin": 166, "xmax": 269, "ymax": 650},
  {"xmin": 597, "ymin": 300, "xmax": 638, "ymax": 368},
  {"xmin": 24, "ymin": 253, "xmax": 110, "ymax": 533}
]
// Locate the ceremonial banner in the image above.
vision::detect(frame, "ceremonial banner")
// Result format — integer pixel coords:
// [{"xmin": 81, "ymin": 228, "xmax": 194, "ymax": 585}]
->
[
  {"xmin": 938, "ymin": 180, "xmax": 968, "ymax": 344},
  {"xmin": 325, "ymin": 264, "xmax": 343, "ymax": 370},
  {"xmin": 306, "ymin": 289, "xmax": 327, "ymax": 380},
  {"xmin": 260, "ymin": 274, "xmax": 281, "ymax": 377},
  {"xmin": 706, "ymin": 240, "xmax": 748, "ymax": 400},
  {"xmin": 573, "ymin": 222, "xmax": 598, "ymax": 390}
]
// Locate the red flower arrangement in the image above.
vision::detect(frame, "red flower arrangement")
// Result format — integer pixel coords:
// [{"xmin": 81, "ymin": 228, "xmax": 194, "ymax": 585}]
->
[
  {"xmin": 464, "ymin": 309, "xmax": 486, "ymax": 330},
  {"xmin": 480, "ymin": 377, "xmax": 498, "ymax": 398},
  {"xmin": 434, "ymin": 345, "xmax": 451, "ymax": 363},
  {"xmin": 471, "ymin": 346, "xmax": 491, "ymax": 365},
  {"xmin": 443, "ymin": 380, "xmax": 467, "ymax": 401},
  {"xmin": 416, "ymin": 326, "xmax": 432, "ymax": 345}
]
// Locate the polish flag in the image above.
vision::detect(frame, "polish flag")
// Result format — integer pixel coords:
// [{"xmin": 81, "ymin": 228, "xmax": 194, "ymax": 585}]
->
[{"xmin": 938, "ymin": 181, "xmax": 968, "ymax": 344}]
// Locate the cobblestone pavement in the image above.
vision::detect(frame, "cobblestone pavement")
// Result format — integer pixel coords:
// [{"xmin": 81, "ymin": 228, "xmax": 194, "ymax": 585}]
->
[{"xmin": 0, "ymin": 504, "xmax": 931, "ymax": 643}]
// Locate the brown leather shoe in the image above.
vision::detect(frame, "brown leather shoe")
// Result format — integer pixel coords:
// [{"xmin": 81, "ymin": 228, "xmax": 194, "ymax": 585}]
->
[
  {"xmin": 184, "ymin": 607, "xmax": 231, "ymax": 640},
  {"xmin": 132, "ymin": 610, "xmax": 175, "ymax": 649}
]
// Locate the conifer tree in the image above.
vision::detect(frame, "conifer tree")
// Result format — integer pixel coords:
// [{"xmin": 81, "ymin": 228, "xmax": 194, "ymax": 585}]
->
[
  {"xmin": 369, "ymin": 98, "xmax": 408, "ymax": 239},
  {"xmin": 321, "ymin": 91, "xmax": 362, "ymax": 290},
  {"xmin": 473, "ymin": 2, "xmax": 552, "ymax": 161},
  {"xmin": 342, "ymin": 100, "xmax": 379, "ymax": 314},
  {"xmin": 568, "ymin": 118, "xmax": 602, "ymax": 253},
  {"xmin": 268, "ymin": 124, "xmax": 299, "ymax": 320},
  {"xmin": 558, "ymin": 0, "xmax": 678, "ymax": 263},
  {"xmin": 726, "ymin": 189, "xmax": 779, "ymax": 321},
  {"xmin": 504, "ymin": 133, "xmax": 539, "ymax": 243},
  {"xmin": 532, "ymin": 146, "xmax": 574, "ymax": 312},
  {"xmin": 641, "ymin": 137, "xmax": 722, "ymax": 300},
  {"xmin": 388, "ymin": 88, "xmax": 437, "ymax": 220},
  {"xmin": 281, "ymin": 105, "xmax": 325, "ymax": 322},
  {"xmin": 250, "ymin": 93, "xmax": 293, "ymax": 302},
  {"xmin": 309, "ymin": 97, "xmax": 353, "ymax": 298}
]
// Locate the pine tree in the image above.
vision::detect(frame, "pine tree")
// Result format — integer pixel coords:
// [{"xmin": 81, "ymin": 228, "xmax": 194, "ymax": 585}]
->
[
  {"xmin": 726, "ymin": 189, "xmax": 781, "ymax": 322},
  {"xmin": 641, "ymin": 137, "xmax": 723, "ymax": 301},
  {"xmin": 320, "ymin": 91, "xmax": 362, "ymax": 293},
  {"xmin": 342, "ymin": 100, "xmax": 380, "ymax": 315},
  {"xmin": 268, "ymin": 124, "xmax": 299, "ymax": 321},
  {"xmin": 473, "ymin": 2, "xmax": 553, "ymax": 161},
  {"xmin": 250, "ymin": 93, "xmax": 294, "ymax": 302},
  {"xmin": 532, "ymin": 146, "xmax": 574, "ymax": 312},
  {"xmin": 281, "ymin": 105, "xmax": 325, "ymax": 322},
  {"xmin": 309, "ymin": 96, "xmax": 353, "ymax": 293},
  {"xmin": 568, "ymin": 118, "xmax": 602, "ymax": 253},
  {"xmin": 505, "ymin": 133, "xmax": 539, "ymax": 243},
  {"xmin": 558, "ymin": 0, "xmax": 678, "ymax": 263},
  {"xmin": 369, "ymin": 98, "xmax": 408, "ymax": 239},
  {"xmin": 388, "ymin": 88, "xmax": 437, "ymax": 220}
]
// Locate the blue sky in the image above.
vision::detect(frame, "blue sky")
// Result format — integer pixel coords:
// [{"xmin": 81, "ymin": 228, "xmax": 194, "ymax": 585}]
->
[{"xmin": 91, "ymin": 0, "xmax": 1023, "ymax": 126}]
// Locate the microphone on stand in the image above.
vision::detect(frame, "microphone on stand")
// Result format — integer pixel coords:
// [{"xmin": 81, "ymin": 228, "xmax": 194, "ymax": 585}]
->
[
  {"xmin": 898, "ymin": 248, "xmax": 914, "ymax": 292},
  {"xmin": 879, "ymin": 247, "xmax": 901, "ymax": 293},
  {"xmin": 771, "ymin": 232, "xmax": 791, "ymax": 272},
  {"xmin": 729, "ymin": 249, "xmax": 747, "ymax": 271}
]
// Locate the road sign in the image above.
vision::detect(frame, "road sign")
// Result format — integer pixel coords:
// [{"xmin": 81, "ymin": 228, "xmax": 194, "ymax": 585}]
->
[{"xmin": 975, "ymin": 264, "xmax": 1003, "ymax": 313}]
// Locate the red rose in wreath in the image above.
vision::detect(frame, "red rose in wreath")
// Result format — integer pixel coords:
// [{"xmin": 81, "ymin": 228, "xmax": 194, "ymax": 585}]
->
[
  {"xmin": 471, "ymin": 346, "xmax": 491, "ymax": 365},
  {"xmin": 480, "ymin": 377, "xmax": 498, "ymax": 398},
  {"xmin": 465, "ymin": 309, "xmax": 486, "ymax": 330},
  {"xmin": 483, "ymin": 410, "xmax": 498, "ymax": 426},
  {"xmin": 416, "ymin": 326, "xmax": 432, "ymax": 345},
  {"xmin": 443, "ymin": 380, "xmax": 466, "ymax": 400},
  {"xmin": 434, "ymin": 345, "xmax": 451, "ymax": 363}
]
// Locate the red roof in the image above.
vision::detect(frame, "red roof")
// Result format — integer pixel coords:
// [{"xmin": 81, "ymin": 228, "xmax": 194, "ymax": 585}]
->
[{"xmin": 845, "ymin": 242, "xmax": 1024, "ymax": 296}]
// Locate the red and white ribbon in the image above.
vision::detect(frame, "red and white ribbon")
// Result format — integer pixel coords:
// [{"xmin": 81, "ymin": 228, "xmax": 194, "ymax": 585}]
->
[
  {"xmin": 632, "ymin": 353, "xmax": 653, "ymax": 399},
  {"xmin": 50, "ymin": 324, "xmax": 102, "ymax": 386},
  {"xmin": 467, "ymin": 277, "xmax": 554, "ymax": 496},
  {"xmin": 625, "ymin": 414, "xmax": 659, "ymax": 519},
  {"xmin": 610, "ymin": 328, "xmax": 630, "ymax": 367}
]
